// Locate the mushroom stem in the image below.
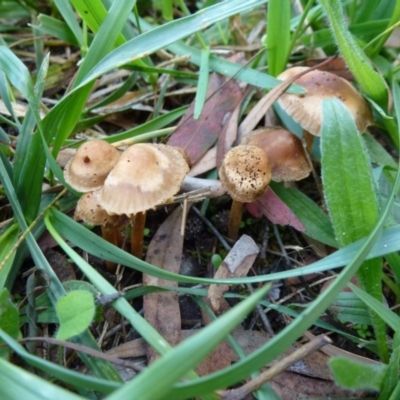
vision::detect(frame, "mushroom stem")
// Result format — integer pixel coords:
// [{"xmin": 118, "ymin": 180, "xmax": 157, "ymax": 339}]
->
[
  {"xmin": 101, "ymin": 225, "xmax": 122, "ymax": 272},
  {"xmin": 228, "ymin": 200, "xmax": 245, "ymax": 240},
  {"xmin": 131, "ymin": 212, "xmax": 146, "ymax": 259},
  {"xmin": 181, "ymin": 175, "xmax": 226, "ymax": 198}
]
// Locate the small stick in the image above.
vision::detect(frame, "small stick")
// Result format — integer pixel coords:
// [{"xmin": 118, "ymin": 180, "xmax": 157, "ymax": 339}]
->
[{"xmin": 220, "ymin": 335, "xmax": 332, "ymax": 400}]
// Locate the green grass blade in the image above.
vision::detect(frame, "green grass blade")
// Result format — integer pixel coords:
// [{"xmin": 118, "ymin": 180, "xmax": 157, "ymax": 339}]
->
[
  {"xmin": 36, "ymin": 15, "xmax": 79, "ymax": 45},
  {"xmin": 77, "ymin": 0, "xmax": 269, "ymax": 87},
  {"xmin": 106, "ymin": 285, "xmax": 271, "ymax": 400},
  {"xmin": 266, "ymin": 0, "xmax": 291, "ymax": 76},
  {"xmin": 0, "ymin": 356, "xmax": 83, "ymax": 400},
  {"xmin": 0, "ymin": 224, "xmax": 19, "ymax": 290},
  {"xmin": 71, "ymin": 0, "xmax": 137, "ymax": 86},
  {"xmin": 0, "ymin": 329, "xmax": 119, "ymax": 394},
  {"xmin": 53, "ymin": 0, "xmax": 83, "ymax": 46},
  {"xmin": 47, "ymin": 207, "xmax": 400, "ymax": 284},
  {"xmin": 194, "ymin": 46, "xmax": 210, "ymax": 119},
  {"xmin": 319, "ymin": 0, "xmax": 388, "ymax": 108}
]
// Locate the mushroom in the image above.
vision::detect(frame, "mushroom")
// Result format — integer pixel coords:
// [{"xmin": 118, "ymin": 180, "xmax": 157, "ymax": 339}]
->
[
  {"xmin": 63, "ymin": 139, "xmax": 122, "ymax": 271},
  {"xmin": 64, "ymin": 139, "xmax": 120, "ymax": 192},
  {"xmin": 74, "ymin": 190, "xmax": 126, "ymax": 271},
  {"xmin": 99, "ymin": 143, "xmax": 189, "ymax": 258},
  {"xmin": 219, "ymin": 145, "xmax": 271, "ymax": 240},
  {"xmin": 241, "ymin": 126, "xmax": 311, "ymax": 182},
  {"xmin": 276, "ymin": 66, "xmax": 373, "ymax": 137}
]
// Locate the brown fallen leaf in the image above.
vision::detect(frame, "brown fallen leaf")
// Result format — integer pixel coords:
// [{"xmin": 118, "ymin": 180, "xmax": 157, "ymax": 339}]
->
[
  {"xmin": 199, "ymin": 235, "xmax": 260, "ymax": 376},
  {"xmin": 207, "ymin": 235, "xmax": 259, "ymax": 314},
  {"xmin": 246, "ymin": 187, "xmax": 305, "ymax": 232},
  {"xmin": 168, "ymin": 73, "xmax": 243, "ymax": 165},
  {"xmin": 143, "ymin": 206, "xmax": 186, "ymax": 363}
]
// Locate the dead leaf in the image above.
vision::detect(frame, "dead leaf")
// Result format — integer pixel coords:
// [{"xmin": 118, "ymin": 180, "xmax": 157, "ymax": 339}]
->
[
  {"xmin": 269, "ymin": 370, "xmax": 370, "ymax": 399},
  {"xmin": 143, "ymin": 206, "xmax": 186, "ymax": 363},
  {"xmin": 207, "ymin": 235, "xmax": 259, "ymax": 314},
  {"xmin": 246, "ymin": 187, "xmax": 305, "ymax": 231},
  {"xmin": 168, "ymin": 73, "xmax": 243, "ymax": 165}
]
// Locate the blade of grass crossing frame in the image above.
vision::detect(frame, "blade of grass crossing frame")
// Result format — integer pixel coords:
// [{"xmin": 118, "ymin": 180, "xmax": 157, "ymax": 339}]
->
[
  {"xmin": 321, "ymin": 98, "xmax": 387, "ymax": 362},
  {"xmin": 106, "ymin": 285, "xmax": 271, "ymax": 400},
  {"xmin": 265, "ymin": 0, "xmax": 291, "ymax": 76},
  {"xmin": 48, "ymin": 207, "xmax": 400, "ymax": 285},
  {"xmin": 319, "ymin": 0, "xmax": 387, "ymax": 108},
  {"xmin": 53, "ymin": 0, "xmax": 83, "ymax": 46},
  {"xmin": 0, "ymin": 356, "xmax": 83, "ymax": 400},
  {"xmin": 194, "ymin": 46, "xmax": 210, "ymax": 119},
  {"xmin": 70, "ymin": 0, "xmax": 137, "ymax": 86},
  {"xmin": 76, "ymin": 0, "xmax": 270, "ymax": 87}
]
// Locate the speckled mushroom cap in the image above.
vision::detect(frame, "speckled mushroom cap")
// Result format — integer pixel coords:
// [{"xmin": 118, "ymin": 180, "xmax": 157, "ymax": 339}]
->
[
  {"xmin": 74, "ymin": 190, "xmax": 126, "ymax": 226},
  {"xmin": 241, "ymin": 127, "xmax": 311, "ymax": 182},
  {"xmin": 219, "ymin": 145, "xmax": 271, "ymax": 203},
  {"xmin": 99, "ymin": 143, "xmax": 189, "ymax": 215},
  {"xmin": 64, "ymin": 140, "xmax": 120, "ymax": 192},
  {"xmin": 277, "ymin": 67, "xmax": 373, "ymax": 136}
]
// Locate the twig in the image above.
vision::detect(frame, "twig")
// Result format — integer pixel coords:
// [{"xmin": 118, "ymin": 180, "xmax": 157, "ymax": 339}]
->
[
  {"xmin": 18, "ymin": 336, "xmax": 143, "ymax": 372},
  {"xmin": 219, "ymin": 335, "xmax": 332, "ymax": 400}
]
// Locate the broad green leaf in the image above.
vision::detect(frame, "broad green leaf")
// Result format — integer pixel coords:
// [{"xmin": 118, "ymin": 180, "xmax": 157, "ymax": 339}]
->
[
  {"xmin": 56, "ymin": 290, "xmax": 96, "ymax": 340},
  {"xmin": 321, "ymin": 99, "xmax": 379, "ymax": 245},
  {"xmin": 349, "ymin": 283, "xmax": 400, "ymax": 331},
  {"xmin": 329, "ymin": 357, "xmax": 387, "ymax": 391},
  {"xmin": 0, "ymin": 356, "xmax": 83, "ymax": 400},
  {"xmin": 0, "ymin": 289, "xmax": 19, "ymax": 359},
  {"xmin": 380, "ymin": 330, "xmax": 400, "ymax": 400},
  {"xmin": 319, "ymin": 0, "xmax": 387, "ymax": 108},
  {"xmin": 321, "ymin": 98, "xmax": 387, "ymax": 361},
  {"xmin": 106, "ymin": 284, "xmax": 271, "ymax": 400},
  {"xmin": 266, "ymin": 0, "xmax": 291, "ymax": 76},
  {"xmin": 329, "ymin": 292, "xmax": 371, "ymax": 326},
  {"xmin": 271, "ymin": 182, "xmax": 337, "ymax": 247}
]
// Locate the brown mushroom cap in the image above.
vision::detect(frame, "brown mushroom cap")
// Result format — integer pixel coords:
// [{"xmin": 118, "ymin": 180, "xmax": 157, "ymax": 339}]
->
[
  {"xmin": 219, "ymin": 145, "xmax": 271, "ymax": 203},
  {"xmin": 277, "ymin": 67, "xmax": 373, "ymax": 136},
  {"xmin": 74, "ymin": 190, "xmax": 125, "ymax": 226},
  {"xmin": 64, "ymin": 140, "xmax": 120, "ymax": 192},
  {"xmin": 99, "ymin": 143, "xmax": 189, "ymax": 215},
  {"xmin": 241, "ymin": 127, "xmax": 311, "ymax": 182}
]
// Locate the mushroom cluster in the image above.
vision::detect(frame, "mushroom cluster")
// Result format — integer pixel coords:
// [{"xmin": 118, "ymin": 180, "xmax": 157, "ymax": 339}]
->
[
  {"xmin": 218, "ymin": 65, "xmax": 373, "ymax": 240},
  {"xmin": 64, "ymin": 140, "xmax": 189, "ymax": 267}
]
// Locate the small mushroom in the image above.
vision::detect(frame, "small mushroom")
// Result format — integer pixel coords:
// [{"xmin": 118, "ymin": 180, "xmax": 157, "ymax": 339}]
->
[
  {"xmin": 241, "ymin": 127, "xmax": 311, "ymax": 182},
  {"xmin": 64, "ymin": 139, "xmax": 120, "ymax": 192},
  {"xmin": 219, "ymin": 145, "xmax": 271, "ymax": 240},
  {"xmin": 74, "ymin": 190, "xmax": 126, "ymax": 271},
  {"xmin": 99, "ymin": 143, "xmax": 189, "ymax": 258},
  {"xmin": 277, "ymin": 66, "xmax": 373, "ymax": 137}
]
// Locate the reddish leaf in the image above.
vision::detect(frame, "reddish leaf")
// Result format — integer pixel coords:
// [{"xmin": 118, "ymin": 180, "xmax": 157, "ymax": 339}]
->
[
  {"xmin": 168, "ymin": 73, "xmax": 243, "ymax": 165},
  {"xmin": 246, "ymin": 187, "xmax": 305, "ymax": 231}
]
